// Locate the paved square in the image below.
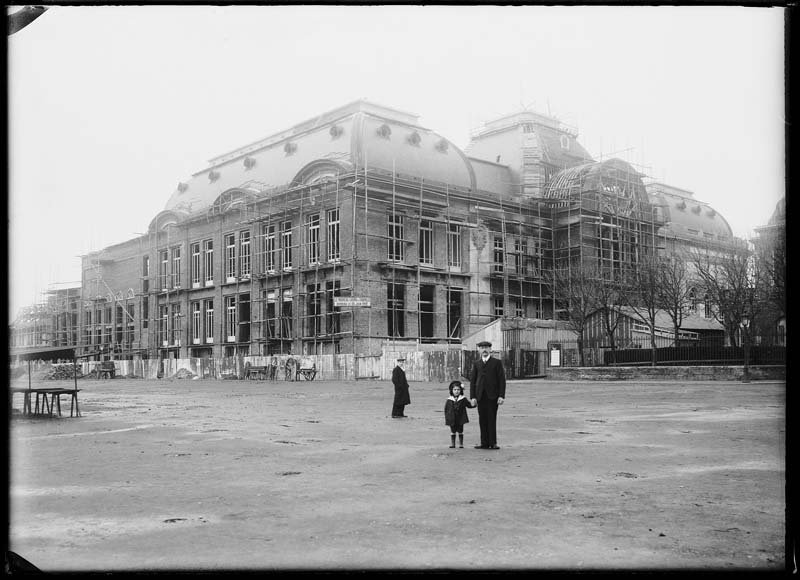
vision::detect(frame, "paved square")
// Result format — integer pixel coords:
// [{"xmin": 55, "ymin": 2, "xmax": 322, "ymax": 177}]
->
[{"xmin": 8, "ymin": 376, "xmax": 785, "ymax": 571}]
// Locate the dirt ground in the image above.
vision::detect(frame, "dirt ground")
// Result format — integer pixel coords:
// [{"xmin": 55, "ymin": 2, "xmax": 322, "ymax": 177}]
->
[{"xmin": 6, "ymin": 375, "xmax": 786, "ymax": 572}]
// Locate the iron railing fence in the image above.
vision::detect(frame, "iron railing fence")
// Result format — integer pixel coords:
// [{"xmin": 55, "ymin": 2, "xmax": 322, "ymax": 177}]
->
[{"xmin": 554, "ymin": 334, "xmax": 786, "ymax": 367}]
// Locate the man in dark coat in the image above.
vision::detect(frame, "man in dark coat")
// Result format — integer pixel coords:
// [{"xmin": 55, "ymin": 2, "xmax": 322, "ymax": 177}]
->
[
  {"xmin": 391, "ymin": 358, "xmax": 410, "ymax": 418},
  {"xmin": 469, "ymin": 340, "xmax": 506, "ymax": 449}
]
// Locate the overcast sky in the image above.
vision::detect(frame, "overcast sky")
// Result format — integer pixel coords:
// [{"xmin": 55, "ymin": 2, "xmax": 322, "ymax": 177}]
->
[{"xmin": 7, "ymin": 5, "xmax": 785, "ymax": 318}]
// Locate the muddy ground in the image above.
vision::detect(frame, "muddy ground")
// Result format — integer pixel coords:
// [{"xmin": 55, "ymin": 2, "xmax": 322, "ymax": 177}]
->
[{"xmin": 7, "ymin": 376, "xmax": 786, "ymax": 572}]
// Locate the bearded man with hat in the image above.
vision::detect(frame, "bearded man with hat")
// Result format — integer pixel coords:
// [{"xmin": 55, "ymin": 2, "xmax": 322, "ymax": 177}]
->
[
  {"xmin": 391, "ymin": 357, "xmax": 411, "ymax": 418},
  {"xmin": 469, "ymin": 340, "xmax": 506, "ymax": 449}
]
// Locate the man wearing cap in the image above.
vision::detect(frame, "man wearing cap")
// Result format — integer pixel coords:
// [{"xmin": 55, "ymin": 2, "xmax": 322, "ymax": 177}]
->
[
  {"xmin": 469, "ymin": 340, "xmax": 506, "ymax": 449},
  {"xmin": 391, "ymin": 358, "xmax": 411, "ymax": 418}
]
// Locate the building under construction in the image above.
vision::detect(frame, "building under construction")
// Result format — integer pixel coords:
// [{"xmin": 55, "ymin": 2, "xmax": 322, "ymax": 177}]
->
[{"xmin": 11, "ymin": 100, "xmax": 742, "ymax": 364}]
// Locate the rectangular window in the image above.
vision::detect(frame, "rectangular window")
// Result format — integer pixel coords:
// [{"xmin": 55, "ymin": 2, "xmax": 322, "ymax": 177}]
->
[
  {"xmin": 238, "ymin": 293, "xmax": 250, "ymax": 343},
  {"xmin": 514, "ymin": 239, "xmax": 526, "ymax": 276},
  {"xmin": 388, "ymin": 214, "xmax": 404, "ymax": 261},
  {"xmin": 257, "ymin": 224, "xmax": 266, "ymax": 273},
  {"xmin": 281, "ymin": 289, "xmax": 293, "ymax": 337},
  {"xmin": 104, "ymin": 306, "xmax": 112, "ymax": 345},
  {"xmin": 511, "ymin": 298, "xmax": 523, "ymax": 318},
  {"xmin": 203, "ymin": 239, "xmax": 214, "ymax": 286},
  {"xmin": 387, "ymin": 282, "xmax": 405, "ymax": 337},
  {"xmin": 171, "ymin": 303, "xmax": 181, "ymax": 346},
  {"xmin": 306, "ymin": 283, "xmax": 322, "ymax": 336},
  {"xmin": 84, "ymin": 310, "xmax": 92, "ymax": 345},
  {"xmin": 493, "ymin": 297, "xmax": 504, "ymax": 319},
  {"xmin": 142, "ymin": 256, "xmax": 150, "ymax": 293},
  {"xmin": 141, "ymin": 298, "xmax": 149, "ymax": 329},
  {"xmin": 419, "ymin": 284, "xmax": 435, "ymax": 340},
  {"xmin": 307, "ymin": 213, "xmax": 320, "ymax": 265},
  {"xmin": 281, "ymin": 221, "xmax": 293, "ymax": 270},
  {"xmin": 225, "ymin": 234, "xmax": 236, "ymax": 282},
  {"xmin": 225, "ymin": 296, "xmax": 237, "ymax": 342},
  {"xmin": 124, "ymin": 302, "xmax": 135, "ymax": 347},
  {"xmin": 171, "ymin": 246, "xmax": 182, "ymax": 289},
  {"xmin": 159, "ymin": 304, "xmax": 169, "ymax": 346},
  {"xmin": 191, "ymin": 301, "xmax": 201, "ymax": 344},
  {"xmin": 95, "ymin": 308, "xmax": 103, "ymax": 346},
  {"xmin": 115, "ymin": 305, "xmax": 123, "ymax": 346},
  {"xmin": 325, "ymin": 281, "xmax": 341, "ymax": 335},
  {"xmin": 493, "ymin": 237, "xmax": 504, "ymax": 273},
  {"xmin": 327, "ymin": 208, "xmax": 340, "ymax": 262},
  {"xmin": 159, "ymin": 249, "xmax": 169, "ymax": 290},
  {"xmin": 528, "ymin": 238, "xmax": 542, "ymax": 278},
  {"xmin": 265, "ymin": 224, "xmax": 276, "ymax": 272},
  {"xmin": 240, "ymin": 231, "xmax": 251, "ymax": 278},
  {"xmin": 191, "ymin": 242, "xmax": 202, "ymax": 287},
  {"xmin": 266, "ymin": 291, "xmax": 277, "ymax": 338},
  {"xmin": 419, "ymin": 220, "xmax": 433, "ymax": 265},
  {"xmin": 204, "ymin": 299, "xmax": 214, "ymax": 343},
  {"xmin": 448, "ymin": 224, "xmax": 461, "ymax": 268},
  {"xmin": 447, "ymin": 288, "xmax": 463, "ymax": 339}
]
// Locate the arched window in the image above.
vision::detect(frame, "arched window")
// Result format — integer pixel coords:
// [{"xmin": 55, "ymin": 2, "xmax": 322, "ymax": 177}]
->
[
  {"xmin": 703, "ymin": 292, "xmax": 712, "ymax": 319},
  {"xmin": 688, "ymin": 287, "xmax": 698, "ymax": 311}
]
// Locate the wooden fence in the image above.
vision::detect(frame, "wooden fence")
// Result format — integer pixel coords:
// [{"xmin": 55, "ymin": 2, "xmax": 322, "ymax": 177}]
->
[{"xmin": 53, "ymin": 350, "xmax": 468, "ymax": 383}]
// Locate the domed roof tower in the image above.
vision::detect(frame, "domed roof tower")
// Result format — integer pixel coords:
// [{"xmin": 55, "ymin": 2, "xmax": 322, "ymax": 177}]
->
[{"xmin": 162, "ymin": 100, "xmax": 476, "ymax": 221}]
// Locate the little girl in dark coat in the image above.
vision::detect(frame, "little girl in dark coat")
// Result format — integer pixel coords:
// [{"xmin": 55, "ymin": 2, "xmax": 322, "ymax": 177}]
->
[{"xmin": 444, "ymin": 380, "xmax": 475, "ymax": 448}]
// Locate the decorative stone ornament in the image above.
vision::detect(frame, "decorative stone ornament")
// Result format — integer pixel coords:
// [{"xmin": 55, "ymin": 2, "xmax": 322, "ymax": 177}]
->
[
  {"xmin": 284, "ymin": 142, "xmax": 297, "ymax": 156},
  {"xmin": 472, "ymin": 221, "xmax": 489, "ymax": 251},
  {"xmin": 244, "ymin": 156, "xmax": 256, "ymax": 170},
  {"xmin": 208, "ymin": 170, "xmax": 220, "ymax": 183},
  {"xmin": 376, "ymin": 124, "xmax": 392, "ymax": 139},
  {"xmin": 435, "ymin": 138, "xmax": 449, "ymax": 153},
  {"xmin": 177, "ymin": 182, "xmax": 188, "ymax": 193},
  {"xmin": 330, "ymin": 125, "xmax": 344, "ymax": 139},
  {"xmin": 691, "ymin": 205, "xmax": 702, "ymax": 214},
  {"xmin": 406, "ymin": 131, "xmax": 421, "ymax": 146}
]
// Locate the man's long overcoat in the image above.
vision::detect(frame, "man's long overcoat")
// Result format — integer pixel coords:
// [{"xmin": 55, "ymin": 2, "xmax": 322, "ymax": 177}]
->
[{"xmin": 392, "ymin": 365, "xmax": 411, "ymax": 406}]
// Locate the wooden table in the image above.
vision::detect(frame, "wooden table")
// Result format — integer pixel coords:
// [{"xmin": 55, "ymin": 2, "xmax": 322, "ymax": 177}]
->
[{"xmin": 10, "ymin": 387, "xmax": 81, "ymax": 418}]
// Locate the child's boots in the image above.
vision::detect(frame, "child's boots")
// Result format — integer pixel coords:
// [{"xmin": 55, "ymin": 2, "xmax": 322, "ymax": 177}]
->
[
  {"xmin": 450, "ymin": 434, "xmax": 456, "ymax": 448},
  {"xmin": 458, "ymin": 433, "xmax": 464, "ymax": 448}
]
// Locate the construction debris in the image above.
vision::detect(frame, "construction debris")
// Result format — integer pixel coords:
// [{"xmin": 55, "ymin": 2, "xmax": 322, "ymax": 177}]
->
[
  {"xmin": 172, "ymin": 368, "xmax": 196, "ymax": 380},
  {"xmin": 46, "ymin": 363, "xmax": 84, "ymax": 380}
]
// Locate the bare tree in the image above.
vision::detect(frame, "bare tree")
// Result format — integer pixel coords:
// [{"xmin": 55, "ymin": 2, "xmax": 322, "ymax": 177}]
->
[
  {"xmin": 753, "ymin": 228, "xmax": 786, "ymax": 343},
  {"xmin": 546, "ymin": 265, "xmax": 597, "ymax": 366},
  {"xmin": 692, "ymin": 244, "xmax": 770, "ymax": 381},
  {"xmin": 623, "ymin": 253, "xmax": 664, "ymax": 366},
  {"xmin": 591, "ymin": 269, "xmax": 625, "ymax": 365},
  {"xmin": 657, "ymin": 252, "xmax": 695, "ymax": 349}
]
